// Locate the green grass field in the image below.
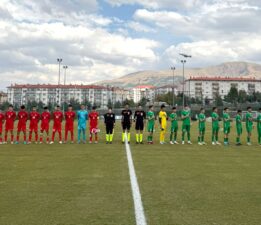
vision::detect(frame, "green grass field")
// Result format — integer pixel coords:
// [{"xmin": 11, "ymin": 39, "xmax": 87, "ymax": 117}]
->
[{"xmin": 1, "ymin": 121, "xmax": 261, "ymax": 225}]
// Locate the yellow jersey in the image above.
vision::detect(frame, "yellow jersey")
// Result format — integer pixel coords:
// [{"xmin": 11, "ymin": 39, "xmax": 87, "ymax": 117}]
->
[{"xmin": 159, "ymin": 111, "xmax": 167, "ymax": 128}]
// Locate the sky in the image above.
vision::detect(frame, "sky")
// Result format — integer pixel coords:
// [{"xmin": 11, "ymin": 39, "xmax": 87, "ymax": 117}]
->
[{"xmin": 0, "ymin": 0, "xmax": 261, "ymax": 89}]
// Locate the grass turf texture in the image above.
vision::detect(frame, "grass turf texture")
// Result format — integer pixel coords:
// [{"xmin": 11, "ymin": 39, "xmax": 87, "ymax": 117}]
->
[{"xmin": 1, "ymin": 121, "xmax": 261, "ymax": 225}]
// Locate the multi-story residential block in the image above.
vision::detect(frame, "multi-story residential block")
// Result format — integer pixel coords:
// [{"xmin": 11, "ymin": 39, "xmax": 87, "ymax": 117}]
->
[
  {"xmin": 132, "ymin": 85, "xmax": 155, "ymax": 103},
  {"xmin": 185, "ymin": 77, "xmax": 261, "ymax": 100}
]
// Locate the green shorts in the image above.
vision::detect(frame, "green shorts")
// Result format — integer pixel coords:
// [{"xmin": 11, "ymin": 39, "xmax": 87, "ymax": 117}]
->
[
  {"xmin": 171, "ymin": 125, "xmax": 178, "ymax": 132},
  {"xmin": 224, "ymin": 126, "xmax": 230, "ymax": 134},
  {"xmin": 212, "ymin": 126, "xmax": 219, "ymax": 133},
  {"xmin": 236, "ymin": 126, "xmax": 242, "ymax": 136},
  {"xmin": 147, "ymin": 123, "xmax": 154, "ymax": 132},
  {"xmin": 182, "ymin": 124, "xmax": 190, "ymax": 133},
  {"xmin": 199, "ymin": 126, "xmax": 205, "ymax": 133},
  {"xmin": 246, "ymin": 126, "xmax": 253, "ymax": 133}
]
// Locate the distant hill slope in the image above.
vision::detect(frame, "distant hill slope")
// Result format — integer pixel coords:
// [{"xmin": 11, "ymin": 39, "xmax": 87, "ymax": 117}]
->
[{"xmin": 96, "ymin": 62, "xmax": 261, "ymax": 88}]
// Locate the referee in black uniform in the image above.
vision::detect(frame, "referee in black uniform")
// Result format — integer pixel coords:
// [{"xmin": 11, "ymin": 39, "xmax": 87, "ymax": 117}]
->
[
  {"xmin": 134, "ymin": 105, "xmax": 146, "ymax": 144},
  {"xmin": 104, "ymin": 107, "xmax": 115, "ymax": 144},
  {"xmin": 121, "ymin": 104, "xmax": 132, "ymax": 144}
]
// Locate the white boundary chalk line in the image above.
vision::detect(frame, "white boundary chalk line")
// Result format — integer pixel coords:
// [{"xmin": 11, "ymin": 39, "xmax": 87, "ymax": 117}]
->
[{"xmin": 124, "ymin": 132, "xmax": 147, "ymax": 225}]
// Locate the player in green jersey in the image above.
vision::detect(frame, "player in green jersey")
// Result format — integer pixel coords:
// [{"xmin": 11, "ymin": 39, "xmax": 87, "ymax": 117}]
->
[
  {"xmin": 257, "ymin": 108, "xmax": 261, "ymax": 145},
  {"xmin": 223, "ymin": 107, "xmax": 231, "ymax": 145},
  {"xmin": 181, "ymin": 105, "xmax": 192, "ymax": 145},
  {"xmin": 245, "ymin": 106, "xmax": 253, "ymax": 145},
  {"xmin": 211, "ymin": 107, "xmax": 221, "ymax": 145},
  {"xmin": 198, "ymin": 108, "xmax": 206, "ymax": 145},
  {"xmin": 235, "ymin": 110, "xmax": 243, "ymax": 146},
  {"xmin": 147, "ymin": 105, "xmax": 155, "ymax": 144},
  {"xmin": 169, "ymin": 107, "xmax": 179, "ymax": 145}
]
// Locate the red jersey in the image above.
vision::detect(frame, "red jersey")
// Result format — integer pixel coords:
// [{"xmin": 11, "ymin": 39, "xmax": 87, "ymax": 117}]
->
[
  {"xmin": 5, "ymin": 111, "xmax": 16, "ymax": 130},
  {"xmin": 0, "ymin": 112, "xmax": 5, "ymax": 131},
  {"xmin": 89, "ymin": 111, "xmax": 99, "ymax": 128},
  {"xmin": 53, "ymin": 111, "xmax": 63, "ymax": 127},
  {"xmin": 17, "ymin": 111, "xmax": 28, "ymax": 131},
  {"xmin": 65, "ymin": 111, "xmax": 76, "ymax": 126},
  {"xmin": 41, "ymin": 111, "xmax": 51, "ymax": 124},
  {"xmin": 41, "ymin": 111, "xmax": 51, "ymax": 132},
  {"xmin": 18, "ymin": 111, "xmax": 28, "ymax": 126},
  {"xmin": 29, "ymin": 111, "xmax": 40, "ymax": 127}
]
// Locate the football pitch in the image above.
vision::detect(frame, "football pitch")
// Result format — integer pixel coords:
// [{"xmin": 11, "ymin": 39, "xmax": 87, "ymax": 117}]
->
[{"xmin": 1, "ymin": 121, "xmax": 261, "ymax": 225}]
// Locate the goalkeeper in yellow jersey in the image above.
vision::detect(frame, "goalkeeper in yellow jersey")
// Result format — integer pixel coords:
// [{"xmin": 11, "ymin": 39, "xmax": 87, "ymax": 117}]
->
[{"xmin": 158, "ymin": 104, "xmax": 168, "ymax": 144}]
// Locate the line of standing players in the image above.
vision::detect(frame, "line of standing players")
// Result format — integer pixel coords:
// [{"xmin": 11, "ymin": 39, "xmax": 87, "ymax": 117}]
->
[{"xmin": 1, "ymin": 103, "xmax": 261, "ymax": 145}]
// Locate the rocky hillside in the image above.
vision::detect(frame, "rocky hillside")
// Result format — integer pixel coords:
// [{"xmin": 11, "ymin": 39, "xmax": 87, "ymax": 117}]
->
[{"xmin": 96, "ymin": 62, "xmax": 261, "ymax": 88}]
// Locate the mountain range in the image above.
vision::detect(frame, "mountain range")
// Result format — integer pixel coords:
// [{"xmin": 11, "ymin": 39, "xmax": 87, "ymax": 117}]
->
[{"xmin": 96, "ymin": 62, "xmax": 261, "ymax": 88}]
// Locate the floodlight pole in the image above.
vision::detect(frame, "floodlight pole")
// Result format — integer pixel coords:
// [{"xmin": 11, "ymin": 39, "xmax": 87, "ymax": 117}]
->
[
  {"xmin": 57, "ymin": 58, "xmax": 63, "ymax": 105},
  {"xmin": 171, "ymin": 67, "xmax": 176, "ymax": 106}
]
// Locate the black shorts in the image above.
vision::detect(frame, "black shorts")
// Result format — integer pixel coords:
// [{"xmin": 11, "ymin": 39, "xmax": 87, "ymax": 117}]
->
[
  {"xmin": 135, "ymin": 122, "xmax": 144, "ymax": 131},
  {"xmin": 122, "ymin": 122, "xmax": 131, "ymax": 130},
  {"xmin": 106, "ymin": 124, "xmax": 114, "ymax": 134}
]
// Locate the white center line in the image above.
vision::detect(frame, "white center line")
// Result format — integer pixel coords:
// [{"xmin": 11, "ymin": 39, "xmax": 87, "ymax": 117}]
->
[{"xmin": 124, "ymin": 132, "xmax": 147, "ymax": 225}]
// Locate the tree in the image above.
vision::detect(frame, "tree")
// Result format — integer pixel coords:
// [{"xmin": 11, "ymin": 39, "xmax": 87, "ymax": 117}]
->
[
  {"xmin": 214, "ymin": 93, "xmax": 223, "ymax": 106},
  {"xmin": 238, "ymin": 90, "xmax": 247, "ymax": 103},
  {"xmin": 138, "ymin": 97, "xmax": 148, "ymax": 107},
  {"xmin": 114, "ymin": 101, "xmax": 122, "ymax": 108},
  {"xmin": 224, "ymin": 87, "xmax": 238, "ymax": 103},
  {"xmin": 123, "ymin": 99, "xmax": 135, "ymax": 107},
  {"xmin": 107, "ymin": 99, "xmax": 113, "ymax": 108}
]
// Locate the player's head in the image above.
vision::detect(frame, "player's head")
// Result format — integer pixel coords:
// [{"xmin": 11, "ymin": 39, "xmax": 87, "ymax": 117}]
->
[
  {"xmin": 80, "ymin": 104, "xmax": 85, "ymax": 110},
  {"xmin": 138, "ymin": 104, "xmax": 142, "ymax": 110},
  {"xmin": 259, "ymin": 108, "xmax": 261, "ymax": 112},
  {"xmin": 237, "ymin": 109, "xmax": 242, "ymax": 114},
  {"xmin": 32, "ymin": 106, "xmax": 37, "ymax": 111},
  {"xmin": 108, "ymin": 107, "xmax": 112, "ymax": 113},
  {"xmin": 8, "ymin": 104, "xmax": 13, "ymax": 111},
  {"xmin": 184, "ymin": 104, "xmax": 189, "ymax": 110},
  {"xmin": 44, "ymin": 106, "xmax": 48, "ymax": 111},
  {"xmin": 212, "ymin": 107, "xmax": 217, "ymax": 112},
  {"xmin": 20, "ymin": 105, "xmax": 25, "ymax": 110},
  {"xmin": 149, "ymin": 105, "xmax": 154, "ymax": 111},
  {"xmin": 224, "ymin": 107, "xmax": 229, "ymax": 112},
  {"xmin": 200, "ymin": 108, "xmax": 205, "ymax": 113},
  {"xmin": 56, "ymin": 105, "xmax": 60, "ymax": 111},
  {"xmin": 172, "ymin": 107, "xmax": 177, "ymax": 112},
  {"xmin": 92, "ymin": 106, "xmax": 97, "ymax": 111},
  {"xmin": 68, "ymin": 104, "xmax": 73, "ymax": 111},
  {"xmin": 247, "ymin": 106, "xmax": 252, "ymax": 112},
  {"xmin": 125, "ymin": 104, "xmax": 129, "ymax": 109},
  {"xmin": 160, "ymin": 104, "xmax": 165, "ymax": 111}
]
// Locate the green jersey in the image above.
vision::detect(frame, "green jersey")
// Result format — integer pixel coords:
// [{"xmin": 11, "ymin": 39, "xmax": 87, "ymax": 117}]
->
[
  {"xmin": 181, "ymin": 110, "xmax": 190, "ymax": 126},
  {"xmin": 212, "ymin": 112, "xmax": 219, "ymax": 127},
  {"xmin": 236, "ymin": 114, "xmax": 242, "ymax": 128},
  {"xmin": 245, "ymin": 112, "xmax": 253, "ymax": 127},
  {"xmin": 147, "ymin": 111, "xmax": 155, "ymax": 124},
  {"xmin": 198, "ymin": 113, "xmax": 206, "ymax": 128},
  {"xmin": 169, "ymin": 113, "xmax": 178, "ymax": 127},
  {"xmin": 257, "ymin": 113, "xmax": 261, "ymax": 130},
  {"xmin": 223, "ymin": 112, "xmax": 231, "ymax": 128}
]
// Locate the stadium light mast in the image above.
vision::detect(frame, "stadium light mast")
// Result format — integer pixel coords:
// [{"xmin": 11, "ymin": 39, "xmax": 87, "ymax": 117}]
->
[
  {"xmin": 181, "ymin": 60, "xmax": 186, "ymax": 108},
  {"xmin": 180, "ymin": 53, "xmax": 192, "ymax": 108},
  {"xmin": 63, "ymin": 65, "xmax": 68, "ymax": 113},
  {"xmin": 171, "ymin": 67, "xmax": 176, "ymax": 106},
  {"xmin": 57, "ymin": 58, "xmax": 63, "ymax": 105}
]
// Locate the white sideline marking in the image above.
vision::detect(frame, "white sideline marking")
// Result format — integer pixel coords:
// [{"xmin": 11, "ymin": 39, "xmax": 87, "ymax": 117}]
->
[{"xmin": 124, "ymin": 133, "xmax": 147, "ymax": 225}]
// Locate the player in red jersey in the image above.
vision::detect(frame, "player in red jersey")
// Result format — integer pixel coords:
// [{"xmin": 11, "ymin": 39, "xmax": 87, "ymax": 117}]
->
[
  {"xmin": 64, "ymin": 104, "xmax": 76, "ymax": 144},
  {"xmin": 0, "ymin": 109, "xmax": 5, "ymax": 144},
  {"xmin": 4, "ymin": 104, "xmax": 16, "ymax": 144},
  {"xmin": 16, "ymin": 105, "xmax": 28, "ymax": 144},
  {"xmin": 40, "ymin": 106, "xmax": 51, "ymax": 144},
  {"xmin": 50, "ymin": 105, "xmax": 63, "ymax": 144},
  {"xmin": 28, "ymin": 106, "xmax": 41, "ymax": 144},
  {"xmin": 89, "ymin": 106, "xmax": 99, "ymax": 143}
]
